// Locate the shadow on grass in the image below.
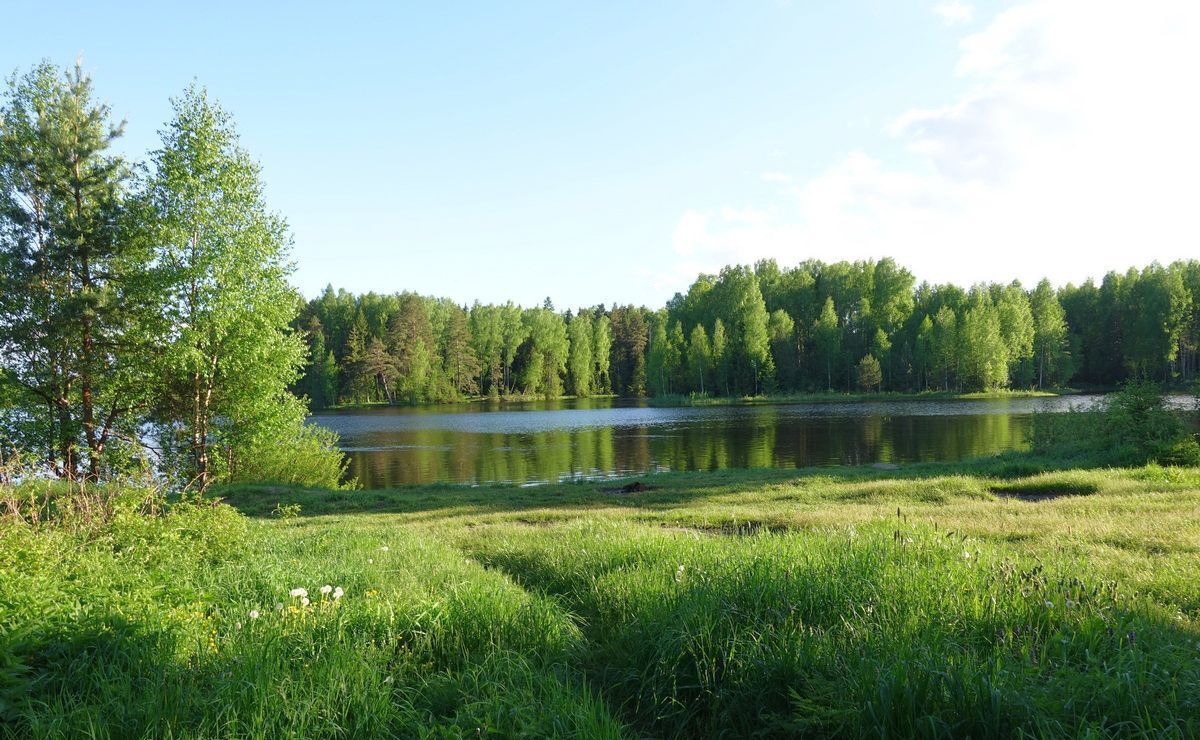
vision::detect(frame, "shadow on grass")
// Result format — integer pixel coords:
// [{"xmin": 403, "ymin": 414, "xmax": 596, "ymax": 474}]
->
[{"xmin": 460, "ymin": 525, "xmax": 1200, "ymax": 738}]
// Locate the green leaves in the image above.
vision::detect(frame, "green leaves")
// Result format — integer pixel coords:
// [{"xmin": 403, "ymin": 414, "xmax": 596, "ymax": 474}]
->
[{"xmin": 138, "ymin": 85, "xmax": 344, "ymax": 489}]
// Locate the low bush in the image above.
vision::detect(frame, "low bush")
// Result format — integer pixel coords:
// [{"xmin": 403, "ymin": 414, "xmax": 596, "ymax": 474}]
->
[{"xmin": 1032, "ymin": 380, "xmax": 1198, "ymax": 466}]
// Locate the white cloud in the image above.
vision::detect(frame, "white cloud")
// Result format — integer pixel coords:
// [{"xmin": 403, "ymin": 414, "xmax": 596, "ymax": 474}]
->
[
  {"xmin": 934, "ymin": 1, "xmax": 974, "ymax": 25},
  {"xmin": 670, "ymin": 0, "xmax": 1200, "ymax": 291}
]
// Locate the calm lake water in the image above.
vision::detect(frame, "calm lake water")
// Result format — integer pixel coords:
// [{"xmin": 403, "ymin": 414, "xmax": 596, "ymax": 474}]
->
[{"xmin": 311, "ymin": 395, "xmax": 1110, "ymax": 488}]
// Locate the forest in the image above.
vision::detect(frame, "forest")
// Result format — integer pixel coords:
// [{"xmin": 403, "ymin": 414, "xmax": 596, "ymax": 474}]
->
[
  {"xmin": 0, "ymin": 63, "xmax": 345, "ymax": 490},
  {"xmin": 298, "ymin": 258, "xmax": 1200, "ymax": 408}
]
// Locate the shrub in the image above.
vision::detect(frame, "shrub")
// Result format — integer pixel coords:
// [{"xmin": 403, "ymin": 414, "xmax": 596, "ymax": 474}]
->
[
  {"xmin": 1031, "ymin": 381, "xmax": 1197, "ymax": 466},
  {"xmin": 1102, "ymin": 380, "xmax": 1190, "ymax": 465},
  {"xmin": 228, "ymin": 422, "xmax": 354, "ymax": 490}
]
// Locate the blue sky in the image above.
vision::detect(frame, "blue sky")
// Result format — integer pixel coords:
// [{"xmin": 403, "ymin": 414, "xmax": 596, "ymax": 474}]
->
[{"xmin": 4, "ymin": 1, "xmax": 1197, "ymax": 308}]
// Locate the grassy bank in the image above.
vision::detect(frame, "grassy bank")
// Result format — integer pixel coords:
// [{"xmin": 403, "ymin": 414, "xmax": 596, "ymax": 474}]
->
[
  {"xmin": 321, "ymin": 394, "xmax": 619, "ymax": 412},
  {"xmin": 4, "ymin": 459, "xmax": 1200, "ymax": 736},
  {"xmin": 319, "ymin": 389, "xmax": 1068, "ymax": 413},
  {"xmin": 649, "ymin": 388, "xmax": 1070, "ymax": 407}
]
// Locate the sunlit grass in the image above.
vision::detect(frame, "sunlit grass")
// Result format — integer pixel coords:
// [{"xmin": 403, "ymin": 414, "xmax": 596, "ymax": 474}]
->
[{"xmin": 4, "ymin": 459, "xmax": 1200, "ymax": 736}]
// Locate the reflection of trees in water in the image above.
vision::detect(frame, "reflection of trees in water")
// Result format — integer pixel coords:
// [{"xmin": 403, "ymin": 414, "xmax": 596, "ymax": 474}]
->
[{"xmin": 344, "ymin": 411, "xmax": 1035, "ymax": 487}]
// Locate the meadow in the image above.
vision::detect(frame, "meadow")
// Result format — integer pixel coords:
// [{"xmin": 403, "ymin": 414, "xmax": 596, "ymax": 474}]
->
[{"xmin": 3, "ymin": 453, "xmax": 1200, "ymax": 738}]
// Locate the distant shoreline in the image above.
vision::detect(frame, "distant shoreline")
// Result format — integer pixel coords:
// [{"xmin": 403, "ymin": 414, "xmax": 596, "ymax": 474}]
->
[
  {"xmin": 312, "ymin": 388, "xmax": 1093, "ymax": 413},
  {"xmin": 645, "ymin": 389, "xmax": 1076, "ymax": 407}
]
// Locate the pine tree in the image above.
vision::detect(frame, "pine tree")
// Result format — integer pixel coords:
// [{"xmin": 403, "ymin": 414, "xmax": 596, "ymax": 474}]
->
[{"xmin": 0, "ymin": 62, "xmax": 148, "ymax": 480}]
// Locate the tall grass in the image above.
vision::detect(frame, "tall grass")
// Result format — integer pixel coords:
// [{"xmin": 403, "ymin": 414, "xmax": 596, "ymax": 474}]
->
[
  {"xmin": 463, "ymin": 520, "xmax": 1198, "ymax": 737},
  {"xmin": 0, "ymin": 494, "xmax": 621, "ymax": 738},
  {"xmin": 4, "ymin": 459, "xmax": 1200, "ymax": 737}
]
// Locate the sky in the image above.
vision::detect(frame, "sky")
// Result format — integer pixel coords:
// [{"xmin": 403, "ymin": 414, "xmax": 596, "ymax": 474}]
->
[{"xmin": 3, "ymin": 0, "xmax": 1198, "ymax": 309}]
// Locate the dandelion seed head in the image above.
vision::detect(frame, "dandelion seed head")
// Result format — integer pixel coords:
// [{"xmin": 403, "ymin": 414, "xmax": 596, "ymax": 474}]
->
[
  {"xmin": 320, "ymin": 585, "xmax": 333, "ymax": 595},
  {"xmin": 249, "ymin": 610, "xmax": 260, "ymax": 619},
  {"xmin": 333, "ymin": 587, "xmax": 344, "ymax": 599},
  {"xmin": 289, "ymin": 588, "xmax": 308, "ymax": 598},
  {"xmin": 301, "ymin": 597, "xmax": 311, "ymax": 606}
]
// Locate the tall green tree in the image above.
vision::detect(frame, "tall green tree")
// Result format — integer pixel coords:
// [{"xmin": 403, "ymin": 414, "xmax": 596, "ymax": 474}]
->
[
  {"xmin": 812, "ymin": 298, "xmax": 841, "ymax": 391},
  {"xmin": 1030, "ymin": 279, "xmax": 1070, "ymax": 388},
  {"xmin": 711, "ymin": 318, "xmax": 729, "ymax": 396},
  {"xmin": 592, "ymin": 313, "xmax": 612, "ymax": 394},
  {"xmin": 716, "ymin": 266, "xmax": 773, "ymax": 395},
  {"xmin": 499, "ymin": 302, "xmax": 527, "ymax": 393},
  {"xmin": 1122, "ymin": 264, "xmax": 1190, "ymax": 380},
  {"xmin": 567, "ymin": 312, "xmax": 594, "ymax": 397},
  {"xmin": 469, "ymin": 302, "xmax": 504, "ymax": 397},
  {"xmin": 767, "ymin": 309, "xmax": 797, "ymax": 390},
  {"xmin": 522, "ymin": 308, "xmax": 569, "ymax": 397},
  {"xmin": 913, "ymin": 315, "xmax": 935, "ymax": 390},
  {"xmin": 0, "ymin": 62, "xmax": 148, "ymax": 480},
  {"xmin": 303, "ymin": 316, "xmax": 338, "ymax": 409},
  {"xmin": 993, "ymin": 282, "xmax": 1035, "ymax": 387},
  {"xmin": 959, "ymin": 291, "xmax": 1008, "ymax": 391},
  {"xmin": 442, "ymin": 304, "xmax": 479, "ymax": 398},
  {"xmin": 143, "ymin": 85, "xmax": 342, "ymax": 489},
  {"xmin": 610, "ymin": 306, "xmax": 648, "ymax": 396},
  {"xmin": 687, "ymin": 324, "xmax": 712, "ymax": 394},
  {"xmin": 931, "ymin": 306, "xmax": 959, "ymax": 390},
  {"xmin": 387, "ymin": 295, "xmax": 436, "ymax": 404},
  {"xmin": 646, "ymin": 317, "xmax": 671, "ymax": 397}
]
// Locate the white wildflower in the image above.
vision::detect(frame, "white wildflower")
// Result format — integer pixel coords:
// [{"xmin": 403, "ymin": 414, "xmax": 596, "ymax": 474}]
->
[
  {"xmin": 380, "ymin": 546, "xmax": 390, "ymax": 552},
  {"xmin": 320, "ymin": 585, "xmax": 333, "ymax": 595},
  {"xmin": 963, "ymin": 550, "xmax": 972, "ymax": 559},
  {"xmin": 290, "ymin": 587, "xmax": 308, "ymax": 599},
  {"xmin": 249, "ymin": 610, "xmax": 260, "ymax": 620},
  {"xmin": 368, "ymin": 558, "xmax": 374, "ymax": 564}
]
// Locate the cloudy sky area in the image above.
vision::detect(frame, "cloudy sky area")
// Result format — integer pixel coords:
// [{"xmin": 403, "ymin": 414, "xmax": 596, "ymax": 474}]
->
[
  {"xmin": 4, "ymin": 1, "xmax": 1197, "ymax": 307},
  {"xmin": 667, "ymin": 0, "xmax": 1200, "ymax": 297}
]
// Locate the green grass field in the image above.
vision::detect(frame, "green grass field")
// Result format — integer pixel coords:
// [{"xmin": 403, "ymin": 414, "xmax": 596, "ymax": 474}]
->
[{"xmin": 3, "ymin": 458, "xmax": 1200, "ymax": 737}]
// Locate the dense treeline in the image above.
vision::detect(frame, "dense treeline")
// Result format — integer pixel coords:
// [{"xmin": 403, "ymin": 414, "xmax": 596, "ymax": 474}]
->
[
  {"xmin": 0, "ymin": 62, "xmax": 345, "ymax": 489},
  {"xmin": 300, "ymin": 258, "xmax": 1200, "ymax": 407}
]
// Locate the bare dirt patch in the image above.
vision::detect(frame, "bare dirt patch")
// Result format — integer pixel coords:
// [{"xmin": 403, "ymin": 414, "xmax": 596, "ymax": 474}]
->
[
  {"xmin": 989, "ymin": 480, "xmax": 1100, "ymax": 502},
  {"xmin": 600, "ymin": 481, "xmax": 660, "ymax": 495}
]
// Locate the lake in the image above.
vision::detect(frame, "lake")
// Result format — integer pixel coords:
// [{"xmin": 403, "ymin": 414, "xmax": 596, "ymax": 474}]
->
[{"xmin": 311, "ymin": 395, "xmax": 1109, "ymax": 488}]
